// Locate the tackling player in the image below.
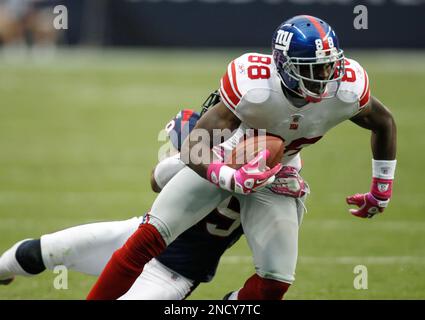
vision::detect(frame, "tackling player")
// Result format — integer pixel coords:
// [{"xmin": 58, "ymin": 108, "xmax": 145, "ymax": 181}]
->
[
  {"xmin": 0, "ymin": 108, "xmax": 308, "ymax": 299},
  {"xmin": 85, "ymin": 15, "xmax": 397, "ymax": 300},
  {"xmin": 0, "ymin": 109, "xmax": 241, "ymax": 299}
]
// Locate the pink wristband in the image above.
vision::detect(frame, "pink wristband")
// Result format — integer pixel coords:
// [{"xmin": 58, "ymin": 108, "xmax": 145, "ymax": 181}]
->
[
  {"xmin": 207, "ymin": 162, "xmax": 235, "ymax": 191},
  {"xmin": 207, "ymin": 162, "xmax": 225, "ymax": 186},
  {"xmin": 371, "ymin": 177, "xmax": 393, "ymax": 200}
]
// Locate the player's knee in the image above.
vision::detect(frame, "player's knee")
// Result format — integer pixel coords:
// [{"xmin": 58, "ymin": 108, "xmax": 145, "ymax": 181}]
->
[
  {"xmin": 108, "ymin": 223, "xmax": 167, "ymax": 275},
  {"xmin": 15, "ymin": 239, "xmax": 45, "ymax": 275},
  {"xmin": 122, "ymin": 223, "xmax": 167, "ymax": 265},
  {"xmin": 141, "ymin": 214, "xmax": 173, "ymax": 245}
]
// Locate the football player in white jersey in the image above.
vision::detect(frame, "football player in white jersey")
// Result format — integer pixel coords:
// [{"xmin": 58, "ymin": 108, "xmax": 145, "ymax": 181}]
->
[
  {"xmin": 0, "ymin": 107, "xmax": 306, "ymax": 299},
  {"xmin": 87, "ymin": 15, "xmax": 397, "ymax": 300}
]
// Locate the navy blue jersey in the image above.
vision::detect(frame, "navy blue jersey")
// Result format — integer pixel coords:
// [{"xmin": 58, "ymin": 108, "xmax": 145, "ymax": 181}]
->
[{"xmin": 156, "ymin": 196, "xmax": 243, "ymax": 283}]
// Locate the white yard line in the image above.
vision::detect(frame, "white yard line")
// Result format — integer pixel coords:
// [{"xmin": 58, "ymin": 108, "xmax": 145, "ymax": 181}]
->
[{"xmin": 221, "ymin": 255, "xmax": 425, "ymax": 265}]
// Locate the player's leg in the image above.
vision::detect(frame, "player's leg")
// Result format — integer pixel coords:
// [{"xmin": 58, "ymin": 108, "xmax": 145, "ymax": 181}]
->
[
  {"xmin": 118, "ymin": 258, "xmax": 198, "ymax": 300},
  {"xmin": 41, "ymin": 217, "xmax": 143, "ymax": 275},
  {"xmin": 0, "ymin": 217, "xmax": 142, "ymax": 283},
  {"xmin": 149, "ymin": 167, "xmax": 230, "ymax": 244},
  {"xmin": 88, "ymin": 166, "xmax": 230, "ymax": 299},
  {"xmin": 0, "ymin": 239, "xmax": 35, "ymax": 283},
  {"xmin": 231, "ymin": 189, "xmax": 307, "ymax": 300}
]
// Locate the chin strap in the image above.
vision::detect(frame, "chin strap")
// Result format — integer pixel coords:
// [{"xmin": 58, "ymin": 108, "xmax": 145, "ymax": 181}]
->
[{"xmin": 305, "ymin": 95, "xmax": 323, "ymax": 103}]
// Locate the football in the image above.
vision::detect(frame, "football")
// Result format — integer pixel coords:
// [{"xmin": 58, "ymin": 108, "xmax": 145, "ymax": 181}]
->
[{"xmin": 226, "ymin": 134, "xmax": 285, "ymax": 169}]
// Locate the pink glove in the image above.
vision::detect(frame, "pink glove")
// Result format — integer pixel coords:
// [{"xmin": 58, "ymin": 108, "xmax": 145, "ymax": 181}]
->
[
  {"xmin": 207, "ymin": 150, "xmax": 282, "ymax": 195},
  {"xmin": 346, "ymin": 177, "xmax": 392, "ymax": 218},
  {"xmin": 268, "ymin": 166, "xmax": 307, "ymax": 198}
]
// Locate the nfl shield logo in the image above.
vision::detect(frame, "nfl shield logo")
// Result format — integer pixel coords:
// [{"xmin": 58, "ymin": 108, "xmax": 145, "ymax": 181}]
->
[
  {"xmin": 378, "ymin": 183, "xmax": 389, "ymax": 192},
  {"xmin": 289, "ymin": 114, "xmax": 303, "ymax": 130},
  {"xmin": 141, "ymin": 213, "xmax": 151, "ymax": 225}
]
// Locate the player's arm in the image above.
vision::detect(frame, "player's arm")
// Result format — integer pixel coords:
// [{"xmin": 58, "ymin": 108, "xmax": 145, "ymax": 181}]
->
[
  {"xmin": 149, "ymin": 108, "xmax": 203, "ymax": 193},
  {"xmin": 181, "ymin": 101, "xmax": 240, "ymax": 177},
  {"xmin": 350, "ymin": 96, "xmax": 396, "ymax": 159},
  {"xmin": 150, "ymin": 169, "xmax": 162, "ymax": 193},
  {"xmin": 347, "ymin": 96, "xmax": 397, "ymax": 218},
  {"xmin": 180, "ymin": 101, "xmax": 282, "ymax": 194},
  {"xmin": 150, "ymin": 154, "xmax": 186, "ymax": 193}
]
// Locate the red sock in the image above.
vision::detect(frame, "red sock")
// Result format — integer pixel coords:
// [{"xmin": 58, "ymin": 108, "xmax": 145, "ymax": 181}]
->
[
  {"xmin": 87, "ymin": 223, "xmax": 166, "ymax": 300},
  {"xmin": 237, "ymin": 274, "xmax": 290, "ymax": 300}
]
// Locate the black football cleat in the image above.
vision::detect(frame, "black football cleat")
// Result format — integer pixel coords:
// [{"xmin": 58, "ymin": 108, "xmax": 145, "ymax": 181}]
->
[
  {"xmin": 0, "ymin": 277, "xmax": 14, "ymax": 285},
  {"xmin": 222, "ymin": 291, "xmax": 234, "ymax": 300}
]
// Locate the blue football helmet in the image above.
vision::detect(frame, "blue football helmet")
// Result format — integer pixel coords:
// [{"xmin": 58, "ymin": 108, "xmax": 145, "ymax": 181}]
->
[
  {"xmin": 165, "ymin": 109, "xmax": 200, "ymax": 151},
  {"xmin": 272, "ymin": 15, "xmax": 345, "ymax": 102}
]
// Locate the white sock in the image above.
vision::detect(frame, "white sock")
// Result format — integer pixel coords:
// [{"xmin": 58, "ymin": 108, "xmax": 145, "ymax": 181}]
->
[{"xmin": 0, "ymin": 239, "xmax": 33, "ymax": 280}]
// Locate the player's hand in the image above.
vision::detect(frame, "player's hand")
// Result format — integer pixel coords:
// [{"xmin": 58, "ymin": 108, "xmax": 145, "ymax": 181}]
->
[
  {"xmin": 207, "ymin": 150, "xmax": 282, "ymax": 195},
  {"xmin": 347, "ymin": 176, "xmax": 393, "ymax": 218},
  {"xmin": 346, "ymin": 193, "xmax": 389, "ymax": 218},
  {"xmin": 233, "ymin": 150, "xmax": 282, "ymax": 194},
  {"xmin": 268, "ymin": 166, "xmax": 307, "ymax": 198}
]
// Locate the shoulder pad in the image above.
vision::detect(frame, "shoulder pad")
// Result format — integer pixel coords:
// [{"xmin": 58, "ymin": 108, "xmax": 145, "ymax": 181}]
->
[
  {"xmin": 219, "ymin": 53, "xmax": 274, "ymax": 110},
  {"xmin": 337, "ymin": 58, "xmax": 370, "ymax": 109}
]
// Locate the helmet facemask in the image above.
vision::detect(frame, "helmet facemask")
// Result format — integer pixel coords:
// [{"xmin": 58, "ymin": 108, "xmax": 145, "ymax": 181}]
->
[
  {"xmin": 283, "ymin": 48, "xmax": 345, "ymax": 101},
  {"xmin": 274, "ymin": 46, "xmax": 345, "ymax": 102}
]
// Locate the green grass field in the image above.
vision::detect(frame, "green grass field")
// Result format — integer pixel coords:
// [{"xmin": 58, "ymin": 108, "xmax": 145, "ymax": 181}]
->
[{"xmin": 0, "ymin": 49, "xmax": 424, "ymax": 299}]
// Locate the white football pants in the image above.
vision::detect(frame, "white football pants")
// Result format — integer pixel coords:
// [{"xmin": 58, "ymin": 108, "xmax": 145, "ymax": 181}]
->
[
  {"xmin": 40, "ymin": 217, "xmax": 195, "ymax": 299},
  {"xmin": 149, "ymin": 166, "xmax": 306, "ymax": 284}
]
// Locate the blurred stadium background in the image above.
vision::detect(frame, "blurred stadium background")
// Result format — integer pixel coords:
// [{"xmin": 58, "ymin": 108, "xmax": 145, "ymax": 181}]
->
[{"xmin": 0, "ymin": 0, "xmax": 424, "ymax": 299}]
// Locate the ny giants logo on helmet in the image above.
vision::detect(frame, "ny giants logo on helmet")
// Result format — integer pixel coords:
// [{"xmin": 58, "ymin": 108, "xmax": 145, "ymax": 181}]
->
[
  {"xmin": 275, "ymin": 30, "xmax": 294, "ymax": 52},
  {"xmin": 272, "ymin": 16, "xmax": 345, "ymax": 102}
]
